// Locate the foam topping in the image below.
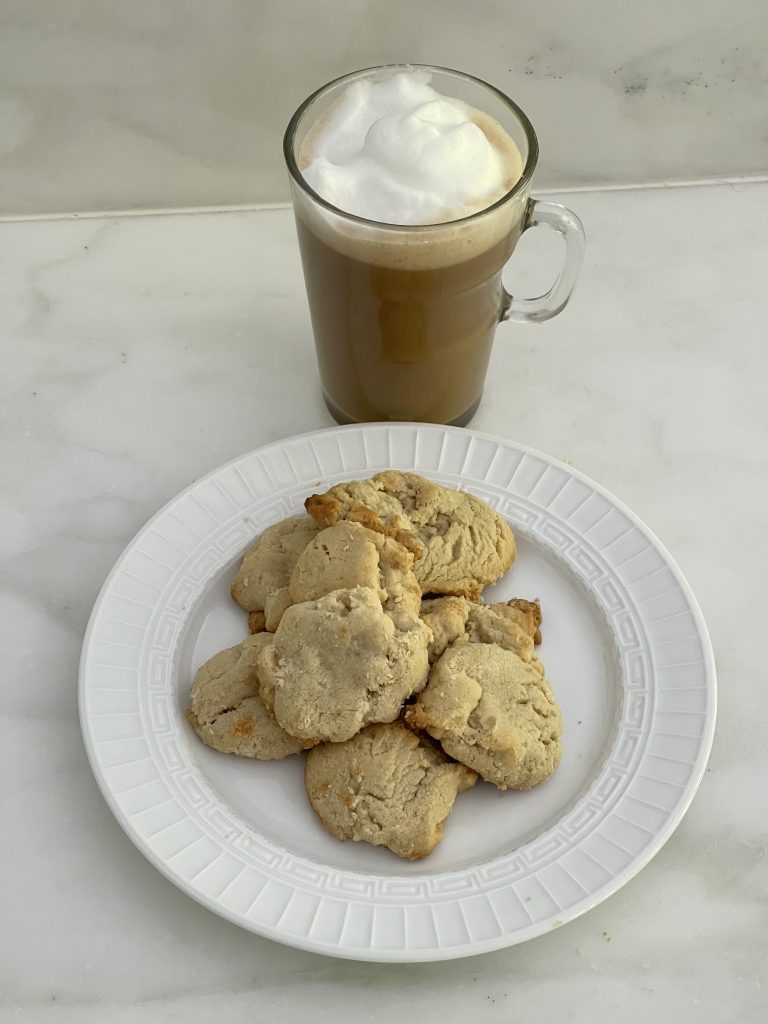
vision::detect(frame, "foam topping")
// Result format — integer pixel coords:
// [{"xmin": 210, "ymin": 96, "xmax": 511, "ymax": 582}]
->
[{"xmin": 300, "ymin": 70, "xmax": 522, "ymax": 225}]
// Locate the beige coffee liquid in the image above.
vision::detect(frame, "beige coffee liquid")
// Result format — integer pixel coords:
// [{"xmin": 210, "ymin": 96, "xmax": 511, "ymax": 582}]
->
[{"xmin": 293, "ymin": 83, "xmax": 528, "ymax": 423}]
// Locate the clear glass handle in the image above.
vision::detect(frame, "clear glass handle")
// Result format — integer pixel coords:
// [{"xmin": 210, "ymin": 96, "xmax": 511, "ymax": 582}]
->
[{"xmin": 501, "ymin": 199, "xmax": 585, "ymax": 324}]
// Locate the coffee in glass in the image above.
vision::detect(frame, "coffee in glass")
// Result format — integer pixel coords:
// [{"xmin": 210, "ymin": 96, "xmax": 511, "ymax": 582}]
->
[{"xmin": 284, "ymin": 65, "xmax": 584, "ymax": 425}]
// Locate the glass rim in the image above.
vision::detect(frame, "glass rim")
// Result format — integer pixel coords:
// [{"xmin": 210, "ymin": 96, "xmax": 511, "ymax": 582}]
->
[{"xmin": 283, "ymin": 63, "xmax": 540, "ymax": 232}]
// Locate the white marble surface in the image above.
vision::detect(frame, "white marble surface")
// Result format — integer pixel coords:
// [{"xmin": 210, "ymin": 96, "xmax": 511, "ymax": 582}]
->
[
  {"xmin": 2, "ymin": 0, "xmax": 768, "ymax": 215},
  {"xmin": 2, "ymin": 183, "xmax": 768, "ymax": 1021}
]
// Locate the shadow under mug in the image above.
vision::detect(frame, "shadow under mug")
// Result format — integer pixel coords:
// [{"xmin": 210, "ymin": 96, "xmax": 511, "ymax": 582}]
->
[{"xmin": 284, "ymin": 64, "xmax": 585, "ymax": 426}]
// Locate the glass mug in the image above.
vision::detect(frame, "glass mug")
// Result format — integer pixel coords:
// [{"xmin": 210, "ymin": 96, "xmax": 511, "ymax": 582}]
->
[{"xmin": 284, "ymin": 64, "xmax": 585, "ymax": 426}]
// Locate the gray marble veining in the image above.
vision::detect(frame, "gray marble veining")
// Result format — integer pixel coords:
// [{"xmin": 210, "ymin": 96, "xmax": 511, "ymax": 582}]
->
[
  {"xmin": 1, "ymin": 183, "xmax": 767, "ymax": 1019},
  {"xmin": 1, "ymin": 0, "xmax": 767, "ymax": 215}
]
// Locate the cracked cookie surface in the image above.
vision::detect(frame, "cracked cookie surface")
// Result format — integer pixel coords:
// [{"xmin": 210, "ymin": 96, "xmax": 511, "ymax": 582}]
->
[
  {"xmin": 421, "ymin": 596, "xmax": 542, "ymax": 665},
  {"xmin": 306, "ymin": 471, "xmax": 515, "ymax": 600},
  {"xmin": 257, "ymin": 586, "xmax": 431, "ymax": 744},
  {"xmin": 304, "ymin": 721, "xmax": 476, "ymax": 859},
  {"xmin": 231, "ymin": 514, "xmax": 320, "ymax": 630},
  {"xmin": 289, "ymin": 521, "xmax": 421, "ymax": 628},
  {"xmin": 406, "ymin": 641, "xmax": 562, "ymax": 790},
  {"xmin": 187, "ymin": 634, "xmax": 309, "ymax": 759}
]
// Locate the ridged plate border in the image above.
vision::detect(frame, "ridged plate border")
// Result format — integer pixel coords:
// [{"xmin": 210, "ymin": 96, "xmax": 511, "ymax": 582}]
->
[{"xmin": 79, "ymin": 424, "xmax": 716, "ymax": 961}]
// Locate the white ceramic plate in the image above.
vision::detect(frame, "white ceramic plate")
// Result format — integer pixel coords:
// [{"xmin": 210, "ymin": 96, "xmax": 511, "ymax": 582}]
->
[{"xmin": 79, "ymin": 424, "xmax": 716, "ymax": 961}]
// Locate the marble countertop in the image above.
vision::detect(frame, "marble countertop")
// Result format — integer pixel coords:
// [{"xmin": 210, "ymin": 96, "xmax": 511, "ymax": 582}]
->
[{"xmin": 3, "ymin": 183, "xmax": 767, "ymax": 1022}]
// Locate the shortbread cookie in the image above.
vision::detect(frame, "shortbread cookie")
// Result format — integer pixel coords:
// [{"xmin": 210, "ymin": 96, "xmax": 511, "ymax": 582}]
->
[
  {"xmin": 421, "ymin": 596, "xmax": 542, "ymax": 664},
  {"xmin": 231, "ymin": 514, "xmax": 320, "ymax": 630},
  {"xmin": 465, "ymin": 601, "xmax": 539, "ymax": 663},
  {"xmin": 257, "ymin": 586, "xmax": 431, "ymax": 744},
  {"xmin": 187, "ymin": 634, "xmax": 309, "ymax": 759},
  {"xmin": 247, "ymin": 610, "xmax": 266, "ymax": 634},
  {"xmin": 304, "ymin": 722, "xmax": 477, "ymax": 859},
  {"xmin": 305, "ymin": 471, "xmax": 515, "ymax": 600},
  {"xmin": 420, "ymin": 596, "xmax": 471, "ymax": 663},
  {"xmin": 406, "ymin": 642, "xmax": 562, "ymax": 790},
  {"xmin": 503, "ymin": 598, "xmax": 543, "ymax": 645},
  {"xmin": 289, "ymin": 521, "xmax": 421, "ymax": 627}
]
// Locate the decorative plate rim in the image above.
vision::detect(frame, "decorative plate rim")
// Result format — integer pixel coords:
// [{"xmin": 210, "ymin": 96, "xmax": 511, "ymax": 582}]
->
[{"xmin": 79, "ymin": 423, "xmax": 717, "ymax": 961}]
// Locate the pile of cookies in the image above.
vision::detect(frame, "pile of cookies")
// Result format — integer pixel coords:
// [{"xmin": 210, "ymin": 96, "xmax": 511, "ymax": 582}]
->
[{"xmin": 187, "ymin": 471, "xmax": 563, "ymax": 860}]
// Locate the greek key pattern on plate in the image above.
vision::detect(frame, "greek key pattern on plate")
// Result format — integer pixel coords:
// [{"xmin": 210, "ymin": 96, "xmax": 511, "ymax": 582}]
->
[{"xmin": 81, "ymin": 425, "xmax": 715, "ymax": 961}]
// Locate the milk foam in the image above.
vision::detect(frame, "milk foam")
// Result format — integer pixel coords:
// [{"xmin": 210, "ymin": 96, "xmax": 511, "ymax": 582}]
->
[{"xmin": 300, "ymin": 70, "xmax": 522, "ymax": 225}]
